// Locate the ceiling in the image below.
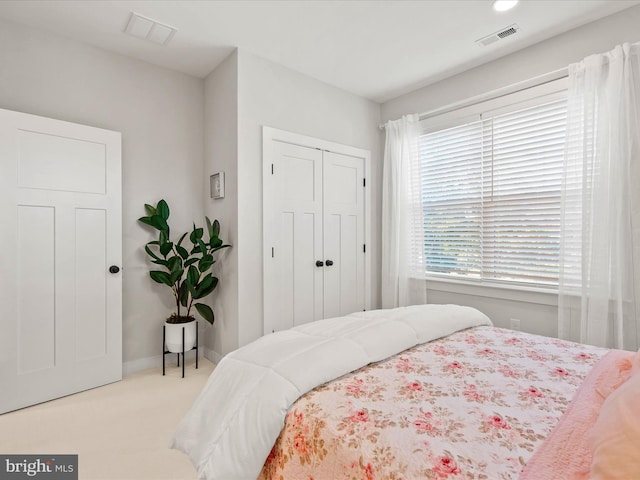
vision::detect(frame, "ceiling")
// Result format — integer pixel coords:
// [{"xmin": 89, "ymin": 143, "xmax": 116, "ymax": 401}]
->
[{"xmin": 0, "ymin": 0, "xmax": 638, "ymax": 103}]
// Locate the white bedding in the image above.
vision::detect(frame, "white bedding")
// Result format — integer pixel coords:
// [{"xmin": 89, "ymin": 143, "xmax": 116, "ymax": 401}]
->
[{"xmin": 170, "ymin": 304, "xmax": 492, "ymax": 480}]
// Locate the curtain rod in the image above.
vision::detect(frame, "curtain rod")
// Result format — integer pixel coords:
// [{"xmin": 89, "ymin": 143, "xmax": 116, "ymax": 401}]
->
[{"xmin": 379, "ymin": 66, "xmax": 569, "ymax": 130}]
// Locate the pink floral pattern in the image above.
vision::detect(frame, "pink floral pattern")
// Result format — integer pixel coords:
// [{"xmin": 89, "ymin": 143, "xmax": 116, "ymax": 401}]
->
[{"xmin": 258, "ymin": 326, "xmax": 605, "ymax": 480}]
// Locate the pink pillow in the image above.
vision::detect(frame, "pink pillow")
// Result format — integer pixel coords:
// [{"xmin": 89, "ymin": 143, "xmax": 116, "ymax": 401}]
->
[{"xmin": 589, "ymin": 351, "xmax": 640, "ymax": 479}]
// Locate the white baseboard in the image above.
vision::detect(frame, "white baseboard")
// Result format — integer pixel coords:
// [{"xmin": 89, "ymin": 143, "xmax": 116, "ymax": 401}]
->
[
  {"xmin": 202, "ymin": 347, "xmax": 223, "ymax": 364},
  {"xmin": 123, "ymin": 355, "xmax": 162, "ymax": 376}
]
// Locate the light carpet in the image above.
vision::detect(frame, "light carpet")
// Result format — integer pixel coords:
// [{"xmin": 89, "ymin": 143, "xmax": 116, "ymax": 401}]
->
[{"xmin": 0, "ymin": 357, "xmax": 214, "ymax": 479}]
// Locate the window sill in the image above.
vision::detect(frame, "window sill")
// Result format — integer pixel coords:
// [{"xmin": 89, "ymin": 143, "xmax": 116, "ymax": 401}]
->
[{"xmin": 421, "ymin": 276, "xmax": 558, "ymax": 307}]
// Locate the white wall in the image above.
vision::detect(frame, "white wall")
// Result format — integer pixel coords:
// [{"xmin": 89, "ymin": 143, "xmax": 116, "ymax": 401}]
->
[
  {"xmin": 380, "ymin": 5, "xmax": 640, "ymax": 338},
  {"xmin": 235, "ymin": 50, "xmax": 382, "ymax": 349},
  {"xmin": 203, "ymin": 51, "xmax": 239, "ymax": 361},
  {"xmin": 0, "ymin": 19, "xmax": 205, "ymax": 368}
]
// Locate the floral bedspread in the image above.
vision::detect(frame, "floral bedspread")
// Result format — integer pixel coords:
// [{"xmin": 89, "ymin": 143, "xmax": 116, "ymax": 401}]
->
[{"xmin": 258, "ymin": 326, "xmax": 606, "ymax": 480}]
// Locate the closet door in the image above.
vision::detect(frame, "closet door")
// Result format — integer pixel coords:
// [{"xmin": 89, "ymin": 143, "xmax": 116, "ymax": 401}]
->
[
  {"xmin": 322, "ymin": 151, "xmax": 365, "ymax": 319},
  {"xmin": 264, "ymin": 141, "xmax": 324, "ymax": 333},
  {"xmin": 0, "ymin": 108, "xmax": 122, "ymax": 414},
  {"xmin": 263, "ymin": 128, "xmax": 369, "ymax": 335}
]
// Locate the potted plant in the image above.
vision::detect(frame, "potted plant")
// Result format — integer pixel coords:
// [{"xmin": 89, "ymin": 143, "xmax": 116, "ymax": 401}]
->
[{"xmin": 138, "ymin": 199, "xmax": 230, "ymax": 353}]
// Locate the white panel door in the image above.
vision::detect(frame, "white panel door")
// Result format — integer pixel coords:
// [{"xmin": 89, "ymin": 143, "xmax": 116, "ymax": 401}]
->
[
  {"xmin": 264, "ymin": 141, "xmax": 323, "ymax": 334},
  {"xmin": 322, "ymin": 152, "xmax": 365, "ymax": 319},
  {"xmin": 0, "ymin": 108, "xmax": 122, "ymax": 414}
]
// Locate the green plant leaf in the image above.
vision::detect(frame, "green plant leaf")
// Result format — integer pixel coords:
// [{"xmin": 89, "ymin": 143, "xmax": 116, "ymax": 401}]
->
[
  {"xmin": 211, "ymin": 244, "xmax": 231, "ymax": 253},
  {"xmin": 167, "ymin": 256, "xmax": 182, "ymax": 273},
  {"xmin": 186, "ymin": 278, "xmax": 197, "ymax": 298},
  {"xmin": 176, "ymin": 245, "xmax": 189, "ymax": 260},
  {"xmin": 184, "ymin": 258, "xmax": 198, "ymax": 267},
  {"xmin": 138, "ymin": 216, "xmax": 155, "ymax": 228},
  {"xmin": 144, "ymin": 204, "xmax": 157, "ymax": 216},
  {"xmin": 159, "ymin": 230, "xmax": 168, "ymax": 246},
  {"xmin": 194, "ymin": 276, "xmax": 218, "ymax": 299},
  {"xmin": 194, "ymin": 303, "xmax": 214, "ymax": 325},
  {"xmin": 205, "ymin": 217, "xmax": 214, "ymax": 239},
  {"xmin": 159, "ymin": 241, "xmax": 174, "ymax": 257},
  {"xmin": 179, "ymin": 282, "xmax": 189, "ymax": 307},
  {"xmin": 150, "ymin": 215, "xmax": 169, "ymax": 231},
  {"xmin": 198, "ymin": 239, "xmax": 208, "ymax": 258},
  {"xmin": 176, "ymin": 232, "xmax": 188, "ymax": 247},
  {"xmin": 187, "ymin": 265, "xmax": 199, "ymax": 286},
  {"xmin": 151, "ymin": 259, "xmax": 169, "ymax": 267},
  {"xmin": 210, "ymin": 237, "xmax": 223, "ymax": 249},
  {"xmin": 170, "ymin": 268, "xmax": 184, "ymax": 285},
  {"xmin": 190, "ymin": 227, "xmax": 204, "ymax": 244},
  {"xmin": 144, "ymin": 244, "xmax": 162, "ymax": 262},
  {"xmin": 156, "ymin": 199, "xmax": 170, "ymax": 221},
  {"xmin": 199, "ymin": 254, "xmax": 214, "ymax": 272},
  {"xmin": 197, "ymin": 273, "xmax": 213, "ymax": 290},
  {"xmin": 149, "ymin": 270, "xmax": 172, "ymax": 286}
]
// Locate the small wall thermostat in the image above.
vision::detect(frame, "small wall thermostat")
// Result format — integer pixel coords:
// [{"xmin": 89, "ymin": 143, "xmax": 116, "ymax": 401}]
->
[{"xmin": 210, "ymin": 172, "xmax": 225, "ymax": 199}]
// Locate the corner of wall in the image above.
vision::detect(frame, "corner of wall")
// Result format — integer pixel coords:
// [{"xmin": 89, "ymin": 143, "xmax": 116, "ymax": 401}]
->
[{"xmin": 203, "ymin": 50, "xmax": 240, "ymax": 359}]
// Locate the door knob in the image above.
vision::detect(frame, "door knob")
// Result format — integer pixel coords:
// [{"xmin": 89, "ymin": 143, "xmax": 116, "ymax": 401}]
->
[
  {"xmin": 325, "ymin": 260, "xmax": 334, "ymax": 266},
  {"xmin": 109, "ymin": 265, "xmax": 120, "ymax": 274},
  {"xmin": 315, "ymin": 260, "xmax": 324, "ymax": 267}
]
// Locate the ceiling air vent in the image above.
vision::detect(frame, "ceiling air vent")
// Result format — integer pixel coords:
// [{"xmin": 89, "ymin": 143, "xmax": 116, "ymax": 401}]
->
[
  {"xmin": 124, "ymin": 12, "xmax": 177, "ymax": 46},
  {"xmin": 476, "ymin": 24, "xmax": 519, "ymax": 47}
]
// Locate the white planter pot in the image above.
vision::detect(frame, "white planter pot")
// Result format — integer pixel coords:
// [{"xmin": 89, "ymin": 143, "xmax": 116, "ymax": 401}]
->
[{"xmin": 164, "ymin": 319, "xmax": 197, "ymax": 354}]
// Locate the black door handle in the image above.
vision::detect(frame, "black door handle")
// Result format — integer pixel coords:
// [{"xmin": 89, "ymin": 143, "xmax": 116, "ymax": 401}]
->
[
  {"xmin": 315, "ymin": 260, "xmax": 324, "ymax": 267},
  {"xmin": 325, "ymin": 260, "xmax": 334, "ymax": 266},
  {"xmin": 109, "ymin": 265, "xmax": 120, "ymax": 274}
]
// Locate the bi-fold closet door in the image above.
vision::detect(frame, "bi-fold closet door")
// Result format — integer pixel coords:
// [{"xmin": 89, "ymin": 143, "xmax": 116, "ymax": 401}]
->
[{"xmin": 263, "ymin": 127, "xmax": 370, "ymax": 334}]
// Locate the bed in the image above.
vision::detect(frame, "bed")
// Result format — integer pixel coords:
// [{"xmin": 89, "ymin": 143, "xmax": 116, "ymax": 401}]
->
[{"xmin": 170, "ymin": 304, "xmax": 639, "ymax": 480}]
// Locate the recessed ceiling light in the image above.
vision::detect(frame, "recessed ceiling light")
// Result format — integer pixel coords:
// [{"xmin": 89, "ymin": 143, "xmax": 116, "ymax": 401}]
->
[{"xmin": 493, "ymin": 0, "xmax": 519, "ymax": 12}]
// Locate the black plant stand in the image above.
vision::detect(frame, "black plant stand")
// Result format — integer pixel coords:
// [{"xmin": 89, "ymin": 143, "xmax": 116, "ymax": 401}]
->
[{"xmin": 163, "ymin": 321, "xmax": 199, "ymax": 378}]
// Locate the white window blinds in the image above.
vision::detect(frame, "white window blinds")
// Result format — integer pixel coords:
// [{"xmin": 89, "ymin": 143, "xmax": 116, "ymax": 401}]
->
[{"xmin": 419, "ymin": 98, "xmax": 567, "ymax": 287}]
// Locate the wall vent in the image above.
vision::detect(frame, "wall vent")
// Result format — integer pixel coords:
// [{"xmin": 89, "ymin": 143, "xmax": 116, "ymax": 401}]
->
[
  {"xmin": 476, "ymin": 24, "xmax": 519, "ymax": 47},
  {"xmin": 124, "ymin": 12, "xmax": 177, "ymax": 46}
]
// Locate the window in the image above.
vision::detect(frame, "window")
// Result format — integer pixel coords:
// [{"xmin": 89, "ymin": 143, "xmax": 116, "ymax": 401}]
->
[{"xmin": 418, "ymin": 95, "xmax": 567, "ymax": 288}]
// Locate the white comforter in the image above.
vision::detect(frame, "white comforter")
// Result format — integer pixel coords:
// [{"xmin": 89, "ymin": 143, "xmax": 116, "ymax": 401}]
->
[{"xmin": 170, "ymin": 304, "xmax": 492, "ymax": 480}]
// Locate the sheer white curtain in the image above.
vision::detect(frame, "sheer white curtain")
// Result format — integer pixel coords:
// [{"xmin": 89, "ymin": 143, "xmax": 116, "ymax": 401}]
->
[
  {"xmin": 559, "ymin": 43, "xmax": 640, "ymax": 350},
  {"xmin": 381, "ymin": 114, "xmax": 426, "ymax": 308}
]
